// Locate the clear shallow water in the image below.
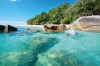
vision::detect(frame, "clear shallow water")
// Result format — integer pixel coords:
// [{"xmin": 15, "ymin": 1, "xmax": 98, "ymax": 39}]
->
[{"xmin": 0, "ymin": 27, "xmax": 100, "ymax": 66}]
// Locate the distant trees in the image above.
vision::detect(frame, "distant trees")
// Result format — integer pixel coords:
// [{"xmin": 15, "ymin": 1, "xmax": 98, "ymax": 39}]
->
[
  {"xmin": 27, "ymin": 12, "xmax": 50, "ymax": 25},
  {"xmin": 76, "ymin": 0, "xmax": 100, "ymax": 15},
  {"xmin": 27, "ymin": 0, "xmax": 100, "ymax": 25}
]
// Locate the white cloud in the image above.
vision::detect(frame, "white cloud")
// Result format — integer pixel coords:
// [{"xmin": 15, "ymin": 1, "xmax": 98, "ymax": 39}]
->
[
  {"xmin": 10, "ymin": 0, "xmax": 17, "ymax": 2},
  {"xmin": 9, "ymin": 0, "xmax": 21, "ymax": 2}
]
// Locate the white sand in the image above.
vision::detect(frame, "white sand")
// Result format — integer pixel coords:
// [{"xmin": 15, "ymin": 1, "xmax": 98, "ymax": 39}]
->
[
  {"xmin": 13, "ymin": 24, "xmax": 70, "ymax": 29},
  {"xmin": 15, "ymin": 25, "xmax": 43, "ymax": 28}
]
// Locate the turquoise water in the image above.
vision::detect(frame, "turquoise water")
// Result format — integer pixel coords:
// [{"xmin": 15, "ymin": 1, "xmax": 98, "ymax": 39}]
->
[{"xmin": 0, "ymin": 27, "xmax": 100, "ymax": 66}]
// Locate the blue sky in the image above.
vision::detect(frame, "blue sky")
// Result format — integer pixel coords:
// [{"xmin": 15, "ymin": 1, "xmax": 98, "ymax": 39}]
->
[{"xmin": 0, "ymin": 0, "xmax": 76, "ymax": 24}]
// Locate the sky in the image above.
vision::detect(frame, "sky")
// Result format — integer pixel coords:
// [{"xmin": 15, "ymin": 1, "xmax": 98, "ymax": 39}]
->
[{"xmin": 0, "ymin": 0, "xmax": 76, "ymax": 25}]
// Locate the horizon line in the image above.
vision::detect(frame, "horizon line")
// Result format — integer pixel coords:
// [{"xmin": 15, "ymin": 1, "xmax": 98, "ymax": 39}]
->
[{"xmin": 0, "ymin": 20, "xmax": 26, "ymax": 25}]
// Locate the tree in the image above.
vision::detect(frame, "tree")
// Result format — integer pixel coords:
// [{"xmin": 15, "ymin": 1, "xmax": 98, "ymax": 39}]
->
[{"xmin": 27, "ymin": 0, "xmax": 100, "ymax": 25}]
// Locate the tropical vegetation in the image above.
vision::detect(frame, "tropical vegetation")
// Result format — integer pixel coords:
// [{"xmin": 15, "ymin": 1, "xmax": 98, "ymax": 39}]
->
[{"xmin": 27, "ymin": 0, "xmax": 100, "ymax": 25}]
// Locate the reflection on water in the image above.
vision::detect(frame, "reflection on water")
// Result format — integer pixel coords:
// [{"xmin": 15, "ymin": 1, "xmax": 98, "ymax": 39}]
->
[{"xmin": 0, "ymin": 27, "xmax": 100, "ymax": 66}]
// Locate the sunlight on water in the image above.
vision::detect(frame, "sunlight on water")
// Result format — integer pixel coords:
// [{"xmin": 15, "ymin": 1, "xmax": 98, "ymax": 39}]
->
[{"xmin": 0, "ymin": 27, "xmax": 100, "ymax": 66}]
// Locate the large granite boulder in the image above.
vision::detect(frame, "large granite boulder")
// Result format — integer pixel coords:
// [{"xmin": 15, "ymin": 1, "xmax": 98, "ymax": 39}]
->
[
  {"xmin": 0, "ymin": 25, "xmax": 17, "ymax": 32},
  {"xmin": 72, "ymin": 16, "xmax": 100, "ymax": 32}
]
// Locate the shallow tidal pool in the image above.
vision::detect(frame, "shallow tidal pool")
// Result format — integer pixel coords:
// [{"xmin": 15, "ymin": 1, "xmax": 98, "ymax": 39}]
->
[{"xmin": 0, "ymin": 27, "xmax": 100, "ymax": 66}]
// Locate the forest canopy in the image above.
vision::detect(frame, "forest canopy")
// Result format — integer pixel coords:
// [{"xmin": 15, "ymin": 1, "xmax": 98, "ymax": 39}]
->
[{"xmin": 27, "ymin": 0, "xmax": 100, "ymax": 25}]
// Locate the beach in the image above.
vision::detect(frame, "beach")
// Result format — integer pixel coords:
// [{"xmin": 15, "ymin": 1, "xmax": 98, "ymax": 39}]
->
[{"xmin": 15, "ymin": 25, "xmax": 43, "ymax": 28}]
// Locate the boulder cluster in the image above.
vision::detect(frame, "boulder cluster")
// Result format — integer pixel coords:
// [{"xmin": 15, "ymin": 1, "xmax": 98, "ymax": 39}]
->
[
  {"xmin": 0, "ymin": 25, "xmax": 18, "ymax": 32},
  {"xmin": 43, "ymin": 24, "xmax": 67, "ymax": 32}
]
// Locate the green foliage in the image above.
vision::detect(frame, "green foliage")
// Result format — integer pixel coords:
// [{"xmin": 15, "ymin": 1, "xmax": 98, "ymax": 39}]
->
[
  {"xmin": 61, "ymin": 17, "xmax": 70, "ymax": 24},
  {"xmin": 27, "ymin": 12, "xmax": 49, "ymax": 25},
  {"xmin": 27, "ymin": 0, "xmax": 100, "ymax": 25}
]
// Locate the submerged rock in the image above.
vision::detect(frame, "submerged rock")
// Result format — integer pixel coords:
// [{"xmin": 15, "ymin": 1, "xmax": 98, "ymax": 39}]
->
[
  {"xmin": 72, "ymin": 16, "xmax": 100, "ymax": 32},
  {"xmin": 0, "ymin": 36, "xmax": 59, "ymax": 66},
  {"xmin": 35, "ymin": 50, "xmax": 78, "ymax": 66},
  {"xmin": 26, "ymin": 28, "xmax": 31, "ymax": 30},
  {"xmin": 0, "ymin": 51, "xmax": 35, "ymax": 66},
  {"xmin": 26, "ymin": 36, "xmax": 59, "ymax": 65},
  {"xmin": 36, "ymin": 50, "xmax": 100, "ymax": 66},
  {"xmin": 27, "ymin": 36, "xmax": 59, "ymax": 55}
]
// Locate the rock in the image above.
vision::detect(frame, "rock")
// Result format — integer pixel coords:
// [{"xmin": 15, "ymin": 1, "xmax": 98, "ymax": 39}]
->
[
  {"xmin": 35, "ymin": 50, "xmax": 78, "ymax": 66},
  {"xmin": 43, "ymin": 24, "xmax": 66, "ymax": 32},
  {"xmin": 27, "ymin": 36, "xmax": 59, "ymax": 55},
  {"xmin": 0, "ymin": 36, "xmax": 59, "ymax": 66},
  {"xmin": 59, "ymin": 24, "xmax": 67, "ymax": 31},
  {"xmin": 35, "ymin": 50, "xmax": 100, "ymax": 66},
  {"xmin": 43, "ymin": 25, "xmax": 50, "ymax": 31},
  {"xmin": 0, "ymin": 25, "xmax": 5, "ymax": 32},
  {"xmin": 26, "ymin": 28, "xmax": 31, "ymax": 30},
  {"xmin": 50, "ymin": 26, "xmax": 57, "ymax": 30},
  {"xmin": 72, "ymin": 16, "xmax": 100, "ymax": 32},
  {"xmin": 0, "ymin": 51, "xmax": 36, "ymax": 66},
  {"xmin": 8, "ymin": 25, "xmax": 18, "ymax": 31},
  {"xmin": 0, "ymin": 25, "xmax": 18, "ymax": 32}
]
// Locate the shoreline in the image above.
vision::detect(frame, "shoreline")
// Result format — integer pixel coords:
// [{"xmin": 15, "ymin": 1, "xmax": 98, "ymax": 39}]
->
[
  {"xmin": 15, "ymin": 25, "xmax": 44, "ymax": 28},
  {"xmin": 1, "ymin": 24, "xmax": 71, "ymax": 29},
  {"xmin": 15, "ymin": 24, "xmax": 70, "ymax": 28}
]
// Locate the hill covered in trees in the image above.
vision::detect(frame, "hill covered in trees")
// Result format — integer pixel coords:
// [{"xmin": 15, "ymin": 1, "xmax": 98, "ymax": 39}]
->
[{"xmin": 27, "ymin": 0, "xmax": 100, "ymax": 25}]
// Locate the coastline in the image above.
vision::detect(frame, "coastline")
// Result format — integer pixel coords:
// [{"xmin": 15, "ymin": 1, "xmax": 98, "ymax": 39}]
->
[
  {"xmin": 0, "ymin": 24, "xmax": 71, "ymax": 29},
  {"xmin": 15, "ymin": 24, "xmax": 70, "ymax": 28},
  {"xmin": 15, "ymin": 25, "xmax": 44, "ymax": 28}
]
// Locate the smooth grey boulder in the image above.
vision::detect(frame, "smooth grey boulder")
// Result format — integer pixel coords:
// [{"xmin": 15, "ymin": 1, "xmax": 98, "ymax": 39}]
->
[{"xmin": 72, "ymin": 16, "xmax": 100, "ymax": 32}]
